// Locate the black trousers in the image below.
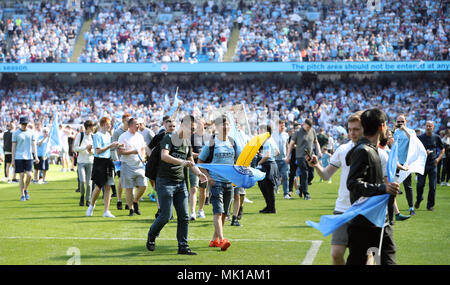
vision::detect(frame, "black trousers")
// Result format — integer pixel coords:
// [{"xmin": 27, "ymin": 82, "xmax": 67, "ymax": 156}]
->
[
  {"xmin": 258, "ymin": 161, "xmax": 278, "ymax": 211},
  {"xmin": 288, "ymin": 157, "xmax": 297, "ymax": 193},
  {"xmin": 403, "ymin": 174, "xmax": 414, "ymax": 208},
  {"xmin": 258, "ymin": 178, "xmax": 275, "ymax": 211},
  {"xmin": 346, "ymin": 224, "xmax": 397, "ymax": 265},
  {"xmin": 441, "ymin": 156, "xmax": 450, "ymax": 183}
]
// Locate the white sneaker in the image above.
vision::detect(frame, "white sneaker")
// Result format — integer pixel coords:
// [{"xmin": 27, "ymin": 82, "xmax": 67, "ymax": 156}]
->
[
  {"xmin": 284, "ymin": 194, "xmax": 293, "ymax": 200},
  {"xmin": 243, "ymin": 197, "xmax": 253, "ymax": 203},
  {"xmin": 86, "ymin": 205, "xmax": 95, "ymax": 217},
  {"xmin": 197, "ymin": 210, "xmax": 206, "ymax": 218},
  {"xmin": 447, "ymin": 182, "xmax": 450, "ymax": 187},
  {"xmin": 190, "ymin": 212, "xmax": 196, "ymax": 220},
  {"xmin": 103, "ymin": 211, "xmax": 115, "ymax": 218},
  {"xmin": 441, "ymin": 182, "xmax": 445, "ymax": 186}
]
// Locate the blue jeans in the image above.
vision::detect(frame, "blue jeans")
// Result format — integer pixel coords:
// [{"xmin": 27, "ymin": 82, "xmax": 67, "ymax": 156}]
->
[
  {"xmin": 210, "ymin": 181, "xmax": 233, "ymax": 215},
  {"xmin": 416, "ymin": 165, "xmax": 437, "ymax": 209},
  {"xmin": 276, "ymin": 160, "xmax": 289, "ymax": 195},
  {"xmin": 148, "ymin": 177, "xmax": 190, "ymax": 247},
  {"xmin": 296, "ymin": 157, "xmax": 313, "ymax": 196}
]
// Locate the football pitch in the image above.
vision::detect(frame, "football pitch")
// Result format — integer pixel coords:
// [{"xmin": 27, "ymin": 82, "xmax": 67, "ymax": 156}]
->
[{"xmin": 0, "ymin": 165, "xmax": 449, "ymax": 265}]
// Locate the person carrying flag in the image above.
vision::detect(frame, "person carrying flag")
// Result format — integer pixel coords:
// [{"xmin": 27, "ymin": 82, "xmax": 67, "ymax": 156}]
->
[
  {"xmin": 198, "ymin": 115, "xmax": 240, "ymax": 251},
  {"xmin": 257, "ymin": 124, "xmax": 280, "ymax": 214},
  {"xmin": 306, "ymin": 111, "xmax": 363, "ymax": 265},
  {"xmin": 35, "ymin": 127, "xmax": 50, "ymax": 184},
  {"xmin": 345, "ymin": 108, "xmax": 400, "ymax": 265},
  {"xmin": 146, "ymin": 115, "xmax": 207, "ymax": 255},
  {"xmin": 393, "ymin": 114, "xmax": 417, "ymax": 216}
]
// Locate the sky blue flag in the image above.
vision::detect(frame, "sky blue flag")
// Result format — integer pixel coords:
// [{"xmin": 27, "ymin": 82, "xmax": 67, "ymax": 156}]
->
[
  {"xmin": 44, "ymin": 112, "xmax": 61, "ymax": 155},
  {"xmin": 387, "ymin": 141, "xmax": 399, "ymax": 183},
  {"xmin": 227, "ymin": 113, "xmax": 245, "ymax": 152},
  {"xmin": 306, "ymin": 194, "xmax": 390, "ymax": 237},
  {"xmin": 163, "ymin": 94, "xmax": 170, "ymax": 111},
  {"xmin": 196, "ymin": 164, "xmax": 265, "ymax": 188},
  {"xmin": 166, "ymin": 87, "xmax": 180, "ymax": 116}
]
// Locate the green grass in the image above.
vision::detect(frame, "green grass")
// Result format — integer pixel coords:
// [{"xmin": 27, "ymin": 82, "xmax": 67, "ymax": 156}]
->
[{"xmin": 0, "ymin": 165, "xmax": 449, "ymax": 265}]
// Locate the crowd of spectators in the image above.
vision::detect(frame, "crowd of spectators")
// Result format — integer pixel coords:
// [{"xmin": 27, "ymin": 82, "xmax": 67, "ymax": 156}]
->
[
  {"xmin": 1, "ymin": 75, "xmax": 448, "ymax": 146},
  {"xmin": 234, "ymin": 0, "xmax": 449, "ymax": 62},
  {"xmin": 1, "ymin": 0, "xmax": 448, "ymax": 63},
  {"xmin": 0, "ymin": 1, "xmax": 83, "ymax": 63},
  {"xmin": 78, "ymin": 1, "xmax": 236, "ymax": 63}
]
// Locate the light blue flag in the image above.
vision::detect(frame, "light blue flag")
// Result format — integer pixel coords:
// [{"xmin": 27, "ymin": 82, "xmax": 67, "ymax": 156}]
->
[
  {"xmin": 306, "ymin": 194, "xmax": 390, "ymax": 237},
  {"xmin": 44, "ymin": 112, "xmax": 61, "ymax": 155},
  {"xmin": 163, "ymin": 94, "xmax": 170, "ymax": 111},
  {"xmin": 166, "ymin": 87, "xmax": 180, "ymax": 116},
  {"xmin": 227, "ymin": 113, "xmax": 245, "ymax": 153},
  {"xmin": 196, "ymin": 164, "xmax": 266, "ymax": 189},
  {"xmin": 387, "ymin": 141, "xmax": 398, "ymax": 183}
]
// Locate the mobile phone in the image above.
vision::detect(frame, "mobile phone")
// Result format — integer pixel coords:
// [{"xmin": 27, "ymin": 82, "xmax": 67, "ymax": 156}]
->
[{"xmin": 304, "ymin": 149, "xmax": 312, "ymax": 160}]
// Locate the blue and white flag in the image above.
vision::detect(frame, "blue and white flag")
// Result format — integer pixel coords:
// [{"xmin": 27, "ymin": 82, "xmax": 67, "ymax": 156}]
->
[
  {"xmin": 43, "ymin": 112, "xmax": 61, "ymax": 155},
  {"xmin": 196, "ymin": 164, "xmax": 265, "ymax": 189},
  {"xmin": 306, "ymin": 194, "xmax": 390, "ymax": 237},
  {"xmin": 397, "ymin": 135, "xmax": 427, "ymax": 183}
]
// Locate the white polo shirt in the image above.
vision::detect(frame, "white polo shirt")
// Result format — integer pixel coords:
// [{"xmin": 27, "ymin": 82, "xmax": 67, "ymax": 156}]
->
[{"xmin": 329, "ymin": 140, "xmax": 355, "ymax": 213}]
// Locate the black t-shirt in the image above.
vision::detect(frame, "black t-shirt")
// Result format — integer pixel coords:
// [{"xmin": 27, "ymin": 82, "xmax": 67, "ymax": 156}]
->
[
  {"xmin": 418, "ymin": 133, "xmax": 443, "ymax": 166},
  {"xmin": 157, "ymin": 132, "xmax": 192, "ymax": 182}
]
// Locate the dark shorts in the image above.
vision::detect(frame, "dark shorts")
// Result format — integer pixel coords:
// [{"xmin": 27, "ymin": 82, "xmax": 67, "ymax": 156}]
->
[
  {"xmin": 15, "ymin": 159, "xmax": 33, "ymax": 173},
  {"xmin": 5, "ymin": 154, "xmax": 12, "ymax": 164},
  {"xmin": 36, "ymin": 157, "xmax": 49, "ymax": 171}
]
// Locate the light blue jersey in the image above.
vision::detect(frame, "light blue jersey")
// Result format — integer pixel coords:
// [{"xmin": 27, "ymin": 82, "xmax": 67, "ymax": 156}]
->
[
  {"xmin": 261, "ymin": 137, "xmax": 279, "ymax": 162},
  {"xmin": 93, "ymin": 131, "xmax": 112, "ymax": 159},
  {"xmin": 12, "ymin": 129, "xmax": 35, "ymax": 160},
  {"xmin": 36, "ymin": 135, "xmax": 49, "ymax": 157},
  {"xmin": 199, "ymin": 137, "xmax": 240, "ymax": 183}
]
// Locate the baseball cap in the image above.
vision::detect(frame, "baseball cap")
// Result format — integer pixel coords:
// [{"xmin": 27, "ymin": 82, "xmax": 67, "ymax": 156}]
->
[{"xmin": 19, "ymin": 117, "xmax": 29, "ymax": 124}]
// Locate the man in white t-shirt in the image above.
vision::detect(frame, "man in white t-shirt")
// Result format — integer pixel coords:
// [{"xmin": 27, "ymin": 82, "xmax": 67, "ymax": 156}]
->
[
  {"xmin": 306, "ymin": 111, "xmax": 363, "ymax": 265},
  {"xmin": 118, "ymin": 118, "xmax": 148, "ymax": 216}
]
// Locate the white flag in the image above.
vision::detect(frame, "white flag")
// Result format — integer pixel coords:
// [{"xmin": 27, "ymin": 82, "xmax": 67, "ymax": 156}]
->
[{"xmin": 397, "ymin": 134, "xmax": 427, "ymax": 183}]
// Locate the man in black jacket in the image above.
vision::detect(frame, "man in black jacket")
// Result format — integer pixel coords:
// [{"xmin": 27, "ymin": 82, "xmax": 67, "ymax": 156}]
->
[{"xmin": 345, "ymin": 108, "xmax": 400, "ymax": 265}]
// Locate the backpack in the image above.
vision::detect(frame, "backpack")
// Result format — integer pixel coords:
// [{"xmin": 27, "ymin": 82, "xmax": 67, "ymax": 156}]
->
[
  {"xmin": 79, "ymin": 132, "xmax": 85, "ymax": 146},
  {"xmin": 204, "ymin": 135, "xmax": 238, "ymax": 164},
  {"xmin": 145, "ymin": 131, "xmax": 166, "ymax": 179}
]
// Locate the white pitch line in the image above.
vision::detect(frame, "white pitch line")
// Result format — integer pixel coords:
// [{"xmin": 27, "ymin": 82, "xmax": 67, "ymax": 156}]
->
[
  {"xmin": 301, "ymin": 240, "xmax": 323, "ymax": 265},
  {"xmin": 0, "ymin": 236, "xmax": 321, "ymax": 243},
  {"xmin": 0, "ymin": 236, "xmax": 323, "ymax": 265}
]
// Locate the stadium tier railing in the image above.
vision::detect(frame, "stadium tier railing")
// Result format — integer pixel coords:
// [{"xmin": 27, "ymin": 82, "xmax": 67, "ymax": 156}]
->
[{"xmin": 0, "ymin": 61, "xmax": 449, "ymax": 73}]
